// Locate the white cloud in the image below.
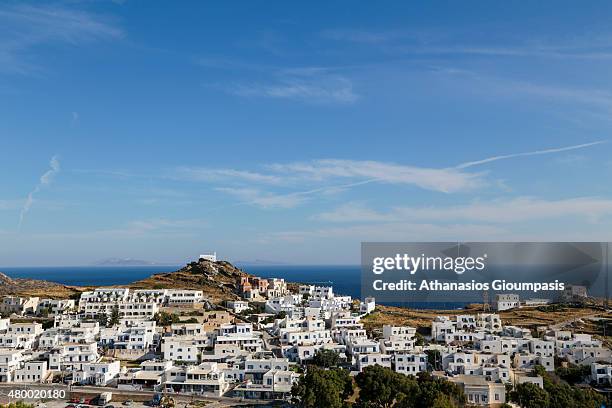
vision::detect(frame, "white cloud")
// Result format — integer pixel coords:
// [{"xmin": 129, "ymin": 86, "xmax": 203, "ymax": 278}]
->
[
  {"xmin": 229, "ymin": 75, "xmax": 358, "ymax": 104},
  {"xmin": 122, "ymin": 218, "xmax": 207, "ymax": 234},
  {"xmin": 435, "ymin": 68, "xmax": 612, "ymax": 122},
  {"xmin": 168, "ymin": 141, "xmax": 603, "ymax": 211},
  {"xmin": 0, "ymin": 4, "xmax": 122, "ymax": 74},
  {"xmin": 215, "ymin": 187, "xmax": 306, "ymax": 209},
  {"xmin": 315, "ymin": 197, "xmax": 612, "ymax": 224},
  {"xmin": 199, "ymin": 56, "xmax": 359, "ymax": 105},
  {"xmin": 13, "ymin": 217, "xmax": 207, "ymax": 241},
  {"xmin": 268, "ymin": 159, "xmax": 483, "ymax": 193},
  {"xmin": 259, "ymin": 222, "xmax": 506, "ymax": 243},
  {"xmin": 215, "ymin": 179, "xmax": 378, "ymax": 209},
  {"xmin": 174, "ymin": 167, "xmax": 285, "ymax": 185},
  {"xmin": 321, "ymin": 28, "xmax": 612, "ymax": 60},
  {"xmin": 18, "ymin": 155, "xmax": 60, "ymax": 229},
  {"xmin": 313, "ymin": 202, "xmax": 396, "ymax": 223}
]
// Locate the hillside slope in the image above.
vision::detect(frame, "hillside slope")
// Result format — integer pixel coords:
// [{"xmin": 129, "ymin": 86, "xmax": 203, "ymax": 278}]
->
[
  {"xmin": 0, "ymin": 272, "xmax": 82, "ymax": 299},
  {"xmin": 127, "ymin": 259, "xmax": 248, "ymax": 302},
  {"xmin": 0, "ymin": 259, "xmax": 249, "ymax": 302}
]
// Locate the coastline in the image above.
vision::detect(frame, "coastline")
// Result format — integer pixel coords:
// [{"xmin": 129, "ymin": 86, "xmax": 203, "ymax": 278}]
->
[{"xmin": 0, "ymin": 265, "xmax": 468, "ymax": 310}]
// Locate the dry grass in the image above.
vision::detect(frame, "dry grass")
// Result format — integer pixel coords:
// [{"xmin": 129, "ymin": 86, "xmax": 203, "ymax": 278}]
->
[{"xmin": 363, "ymin": 304, "xmax": 612, "ymax": 340}]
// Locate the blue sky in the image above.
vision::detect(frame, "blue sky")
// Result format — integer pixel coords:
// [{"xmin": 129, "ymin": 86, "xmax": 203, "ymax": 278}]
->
[{"xmin": 2, "ymin": 1, "xmax": 612, "ymax": 266}]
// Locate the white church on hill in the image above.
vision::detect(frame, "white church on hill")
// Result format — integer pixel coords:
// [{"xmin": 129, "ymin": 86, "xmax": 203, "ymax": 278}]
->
[{"xmin": 199, "ymin": 252, "xmax": 217, "ymax": 262}]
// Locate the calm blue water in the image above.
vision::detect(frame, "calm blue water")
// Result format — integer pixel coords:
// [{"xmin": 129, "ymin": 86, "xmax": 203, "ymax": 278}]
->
[
  {"xmin": 0, "ymin": 264, "xmax": 467, "ymax": 309},
  {"xmin": 0, "ymin": 266, "xmax": 180, "ymax": 286},
  {"xmin": 0, "ymin": 264, "xmax": 357, "ymax": 291}
]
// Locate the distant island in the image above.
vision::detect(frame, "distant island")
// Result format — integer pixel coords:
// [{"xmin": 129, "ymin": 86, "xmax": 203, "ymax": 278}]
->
[{"xmin": 93, "ymin": 257, "xmax": 162, "ymax": 266}]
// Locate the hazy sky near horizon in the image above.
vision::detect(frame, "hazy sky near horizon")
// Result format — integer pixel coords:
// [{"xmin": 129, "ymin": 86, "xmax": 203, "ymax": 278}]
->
[{"xmin": 2, "ymin": 1, "xmax": 612, "ymax": 266}]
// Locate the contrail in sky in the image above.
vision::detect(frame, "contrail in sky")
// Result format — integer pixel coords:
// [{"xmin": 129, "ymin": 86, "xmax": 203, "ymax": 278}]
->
[
  {"xmin": 456, "ymin": 141, "xmax": 604, "ymax": 169},
  {"xmin": 18, "ymin": 155, "xmax": 60, "ymax": 230}
]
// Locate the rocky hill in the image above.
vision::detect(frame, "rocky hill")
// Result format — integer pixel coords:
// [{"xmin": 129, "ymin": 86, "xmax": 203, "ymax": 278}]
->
[
  {"xmin": 0, "ymin": 259, "xmax": 252, "ymax": 303},
  {"xmin": 0, "ymin": 272, "xmax": 82, "ymax": 299},
  {"xmin": 127, "ymin": 259, "xmax": 249, "ymax": 303}
]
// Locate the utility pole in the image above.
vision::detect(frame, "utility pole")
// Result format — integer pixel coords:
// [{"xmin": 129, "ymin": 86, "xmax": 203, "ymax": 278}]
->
[{"xmin": 606, "ymin": 242, "xmax": 609, "ymax": 309}]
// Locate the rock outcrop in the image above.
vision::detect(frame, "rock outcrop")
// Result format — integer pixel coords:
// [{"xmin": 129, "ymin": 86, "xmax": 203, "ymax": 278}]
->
[
  {"xmin": 128, "ymin": 259, "xmax": 249, "ymax": 303},
  {"xmin": 0, "ymin": 272, "xmax": 82, "ymax": 298}
]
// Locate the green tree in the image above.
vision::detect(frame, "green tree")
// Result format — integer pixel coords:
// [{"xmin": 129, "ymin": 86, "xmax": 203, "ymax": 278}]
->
[
  {"xmin": 291, "ymin": 366, "xmax": 353, "ymax": 408},
  {"xmin": 42, "ymin": 320, "xmax": 55, "ymax": 329},
  {"xmin": 413, "ymin": 372, "xmax": 465, "ymax": 408},
  {"xmin": 109, "ymin": 304, "xmax": 120, "ymax": 326},
  {"xmin": 509, "ymin": 382, "xmax": 550, "ymax": 408},
  {"xmin": 533, "ymin": 364, "xmax": 605, "ymax": 407},
  {"xmin": 7, "ymin": 403, "xmax": 35, "ymax": 408},
  {"xmin": 97, "ymin": 312, "xmax": 108, "ymax": 327},
  {"xmin": 555, "ymin": 364, "xmax": 591, "ymax": 385},
  {"xmin": 38, "ymin": 307, "xmax": 49, "ymax": 318},
  {"xmin": 154, "ymin": 311, "xmax": 180, "ymax": 326},
  {"xmin": 425, "ymin": 349, "xmax": 443, "ymax": 371},
  {"xmin": 429, "ymin": 394, "xmax": 459, "ymax": 408},
  {"xmin": 312, "ymin": 349, "xmax": 341, "ymax": 368},
  {"xmin": 356, "ymin": 365, "xmax": 419, "ymax": 408},
  {"xmin": 356, "ymin": 366, "xmax": 465, "ymax": 408}
]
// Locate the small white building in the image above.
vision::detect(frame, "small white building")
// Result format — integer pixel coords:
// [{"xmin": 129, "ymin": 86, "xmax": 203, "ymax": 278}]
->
[
  {"xmin": 100, "ymin": 321, "xmax": 157, "ymax": 350},
  {"xmin": 74, "ymin": 360, "xmax": 121, "ymax": 385},
  {"xmin": 266, "ymin": 279, "xmax": 289, "ymax": 298},
  {"xmin": 432, "ymin": 316, "xmax": 455, "ymax": 342},
  {"xmin": 48, "ymin": 342, "xmax": 99, "ymax": 371},
  {"xmin": 164, "ymin": 362, "xmax": 229, "ymax": 397},
  {"xmin": 355, "ymin": 353, "xmax": 392, "ymax": 371},
  {"xmin": 523, "ymin": 298, "xmax": 551, "ymax": 307},
  {"xmin": 513, "ymin": 353, "xmax": 554, "ymax": 372},
  {"xmin": 199, "ymin": 253, "xmax": 217, "ymax": 262},
  {"xmin": 394, "ymin": 353, "xmax": 427, "ymax": 376},
  {"xmin": 494, "ymin": 294, "xmax": 520, "ymax": 311},
  {"xmin": 0, "ymin": 297, "xmax": 39, "ymax": 316},
  {"xmin": 265, "ymin": 295, "xmax": 301, "ymax": 315},
  {"xmin": 167, "ymin": 290, "xmax": 204, "ymax": 306},
  {"xmin": 227, "ymin": 300, "xmax": 250, "ymax": 314},
  {"xmin": 0, "ymin": 318, "xmax": 9, "ymax": 332},
  {"xmin": 299, "ymin": 285, "xmax": 334, "ymax": 300},
  {"xmin": 449, "ymin": 374, "xmax": 506, "ymax": 406},
  {"xmin": 162, "ymin": 336, "xmax": 209, "ymax": 363},
  {"xmin": 0, "ymin": 322, "xmax": 43, "ymax": 349},
  {"xmin": 591, "ymin": 363, "xmax": 612, "ymax": 385},
  {"xmin": 360, "ymin": 297, "xmax": 376, "ymax": 314},
  {"xmin": 36, "ymin": 299, "xmax": 76, "ymax": 316},
  {"xmin": 0, "ymin": 349, "xmax": 26, "ymax": 382},
  {"xmin": 13, "ymin": 360, "xmax": 48, "ymax": 383},
  {"xmin": 529, "ymin": 339, "xmax": 555, "ymax": 358}
]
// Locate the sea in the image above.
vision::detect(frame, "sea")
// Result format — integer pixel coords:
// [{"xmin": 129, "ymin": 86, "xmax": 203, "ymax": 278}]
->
[{"xmin": 0, "ymin": 264, "xmax": 467, "ymax": 310}]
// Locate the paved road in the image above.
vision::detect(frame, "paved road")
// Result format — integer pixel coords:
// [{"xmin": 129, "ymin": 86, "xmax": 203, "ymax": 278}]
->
[{"xmin": 0, "ymin": 383, "xmax": 273, "ymax": 407}]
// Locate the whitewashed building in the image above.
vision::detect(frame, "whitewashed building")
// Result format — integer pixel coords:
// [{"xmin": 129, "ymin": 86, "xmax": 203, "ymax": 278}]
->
[
  {"xmin": 13, "ymin": 360, "xmax": 48, "ymax": 383},
  {"xmin": 494, "ymin": 294, "xmax": 520, "ymax": 311},
  {"xmin": 74, "ymin": 359, "xmax": 121, "ymax": 385}
]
